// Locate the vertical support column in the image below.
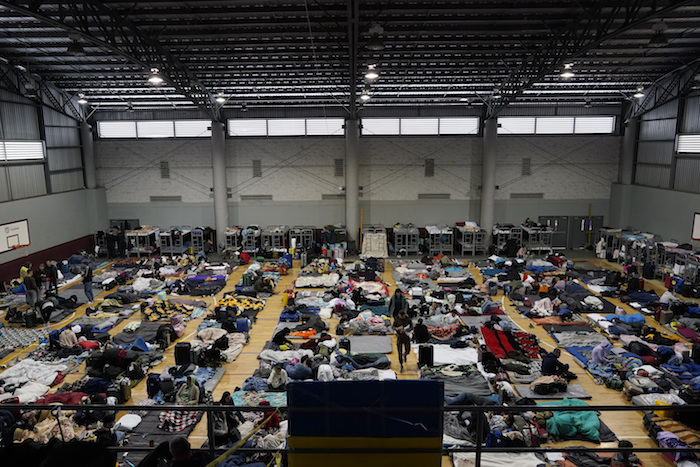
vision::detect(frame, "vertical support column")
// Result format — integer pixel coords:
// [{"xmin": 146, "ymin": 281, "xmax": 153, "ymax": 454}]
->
[
  {"xmin": 81, "ymin": 121, "xmax": 97, "ymax": 189},
  {"xmin": 211, "ymin": 121, "xmax": 228, "ymax": 250},
  {"xmin": 480, "ymin": 118, "xmax": 497, "ymax": 242},
  {"xmin": 345, "ymin": 119, "xmax": 360, "ymax": 246},
  {"xmin": 619, "ymin": 117, "xmax": 638, "ymax": 185}
]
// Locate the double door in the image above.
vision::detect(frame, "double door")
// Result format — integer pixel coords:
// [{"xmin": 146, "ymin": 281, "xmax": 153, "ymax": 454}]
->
[{"xmin": 537, "ymin": 215, "xmax": 604, "ymax": 249}]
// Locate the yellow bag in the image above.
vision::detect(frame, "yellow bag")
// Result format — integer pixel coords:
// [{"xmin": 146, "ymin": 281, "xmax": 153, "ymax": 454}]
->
[{"xmin": 654, "ymin": 399, "xmax": 674, "ymax": 418}]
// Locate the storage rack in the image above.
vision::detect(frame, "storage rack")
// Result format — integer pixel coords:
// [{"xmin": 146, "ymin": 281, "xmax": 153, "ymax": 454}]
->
[
  {"xmin": 191, "ymin": 228, "xmax": 207, "ymax": 254},
  {"xmin": 126, "ymin": 226, "xmax": 160, "ymax": 258},
  {"xmin": 492, "ymin": 225, "xmax": 523, "ymax": 249},
  {"xmin": 262, "ymin": 225, "xmax": 291, "ymax": 251},
  {"xmin": 362, "ymin": 224, "xmax": 386, "ymax": 235},
  {"xmin": 521, "ymin": 226, "xmax": 554, "ymax": 253},
  {"xmin": 426, "ymin": 224, "xmax": 453, "ymax": 256},
  {"xmin": 94, "ymin": 231, "xmax": 108, "ymax": 256},
  {"xmin": 455, "ymin": 225, "xmax": 487, "ymax": 256},
  {"xmin": 598, "ymin": 228, "xmax": 623, "ymax": 261},
  {"xmin": 393, "ymin": 224, "xmax": 420, "ymax": 255},
  {"xmin": 290, "ymin": 225, "xmax": 315, "ymax": 251},
  {"xmin": 657, "ymin": 244, "xmax": 700, "ymax": 282},
  {"xmin": 159, "ymin": 227, "xmax": 192, "ymax": 255},
  {"xmin": 225, "ymin": 227, "xmax": 242, "ymax": 250},
  {"xmin": 242, "ymin": 225, "xmax": 262, "ymax": 254}
]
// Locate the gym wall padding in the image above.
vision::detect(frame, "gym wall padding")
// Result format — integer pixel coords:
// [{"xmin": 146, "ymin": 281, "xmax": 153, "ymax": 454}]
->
[{"xmin": 287, "ymin": 380, "xmax": 443, "ymax": 467}]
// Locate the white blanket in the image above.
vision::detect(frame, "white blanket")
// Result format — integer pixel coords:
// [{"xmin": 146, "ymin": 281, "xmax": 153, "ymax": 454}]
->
[
  {"xmin": 0, "ymin": 381, "xmax": 50, "ymax": 404},
  {"xmin": 259, "ymin": 348, "xmax": 314, "ymax": 363},
  {"xmin": 295, "ymin": 274, "xmax": 340, "ymax": 288},
  {"xmin": 411, "ymin": 344, "xmax": 478, "ymax": 366},
  {"xmin": 453, "ymin": 452, "xmax": 544, "ymax": 467},
  {"xmin": 0, "ymin": 358, "xmax": 67, "ymax": 386}
]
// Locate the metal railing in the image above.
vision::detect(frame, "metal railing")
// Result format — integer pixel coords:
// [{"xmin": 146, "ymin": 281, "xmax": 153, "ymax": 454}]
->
[{"xmin": 2, "ymin": 402, "xmax": 700, "ymax": 465}]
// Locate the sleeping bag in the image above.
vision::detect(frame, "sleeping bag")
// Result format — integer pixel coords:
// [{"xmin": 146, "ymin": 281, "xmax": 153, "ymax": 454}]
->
[{"xmin": 539, "ymin": 398, "xmax": 601, "ymax": 442}]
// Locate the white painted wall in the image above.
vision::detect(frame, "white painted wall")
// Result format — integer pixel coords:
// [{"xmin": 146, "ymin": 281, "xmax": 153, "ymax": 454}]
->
[
  {"xmin": 95, "ymin": 134, "xmax": 620, "ymax": 228},
  {"xmin": 0, "ymin": 188, "xmax": 108, "ymax": 262}
]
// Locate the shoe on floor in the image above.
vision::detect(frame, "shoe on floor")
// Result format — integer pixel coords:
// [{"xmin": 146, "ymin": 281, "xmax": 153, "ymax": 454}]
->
[{"xmin": 400, "ymin": 364, "xmax": 404, "ymax": 373}]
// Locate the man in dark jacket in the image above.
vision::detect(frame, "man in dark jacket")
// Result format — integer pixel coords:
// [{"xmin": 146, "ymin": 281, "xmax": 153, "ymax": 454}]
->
[
  {"xmin": 388, "ymin": 288, "xmax": 407, "ymax": 319},
  {"xmin": 413, "ymin": 317, "xmax": 430, "ymax": 343},
  {"xmin": 24, "ymin": 269, "xmax": 40, "ymax": 309},
  {"xmin": 393, "ymin": 309, "xmax": 414, "ymax": 373},
  {"xmin": 45, "ymin": 260, "xmax": 59, "ymax": 294},
  {"xmin": 542, "ymin": 349, "xmax": 572, "ymax": 378},
  {"xmin": 82, "ymin": 261, "xmax": 94, "ymax": 303}
]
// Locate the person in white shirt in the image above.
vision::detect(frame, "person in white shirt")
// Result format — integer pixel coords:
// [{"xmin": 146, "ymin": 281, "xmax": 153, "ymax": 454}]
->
[
  {"xmin": 267, "ymin": 364, "xmax": 288, "ymax": 391},
  {"xmin": 659, "ymin": 288, "xmax": 679, "ymax": 304},
  {"xmin": 441, "ymin": 310, "xmax": 461, "ymax": 326}
]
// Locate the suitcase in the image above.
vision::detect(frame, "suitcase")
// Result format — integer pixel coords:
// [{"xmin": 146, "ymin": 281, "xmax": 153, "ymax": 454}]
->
[
  {"xmin": 24, "ymin": 310, "xmax": 38, "ymax": 328},
  {"xmin": 638, "ymin": 278, "xmax": 645, "ymax": 291},
  {"xmin": 160, "ymin": 373, "xmax": 175, "ymax": 395},
  {"xmin": 242, "ymin": 273, "xmax": 254, "ymax": 287},
  {"xmin": 236, "ymin": 318, "xmax": 250, "ymax": 332},
  {"xmin": 418, "ymin": 344, "xmax": 434, "ymax": 367},
  {"xmin": 339, "ymin": 337, "xmax": 351, "ymax": 352},
  {"xmin": 175, "ymin": 342, "xmax": 192, "ymax": 366},
  {"xmin": 642, "ymin": 262, "xmax": 654, "ymax": 279},
  {"xmin": 121, "ymin": 378, "xmax": 132, "ymax": 402},
  {"xmin": 488, "ymin": 281, "xmax": 498, "ymax": 296},
  {"xmin": 146, "ymin": 373, "xmax": 161, "ymax": 398},
  {"xmin": 659, "ymin": 309, "xmax": 673, "ymax": 325},
  {"xmin": 301, "ymin": 252, "xmax": 308, "ymax": 267}
]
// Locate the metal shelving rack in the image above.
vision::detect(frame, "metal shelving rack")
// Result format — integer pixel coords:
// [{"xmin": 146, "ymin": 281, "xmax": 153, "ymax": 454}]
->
[
  {"xmin": 94, "ymin": 231, "xmax": 108, "ymax": 256},
  {"xmin": 159, "ymin": 227, "xmax": 192, "ymax": 255},
  {"xmin": 492, "ymin": 225, "xmax": 523, "ymax": 250},
  {"xmin": 290, "ymin": 225, "xmax": 315, "ymax": 251},
  {"xmin": 242, "ymin": 225, "xmax": 262, "ymax": 254},
  {"xmin": 393, "ymin": 225, "xmax": 420, "ymax": 255},
  {"xmin": 225, "ymin": 227, "xmax": 242, "ymax": 250},
  {"xmin": 455, "ymin": 225, "xmax": 487, "ymax": 256},
  {"xmin": 522, "ymin": 226, "xmax": 554, "ymax": 253},
  {"xmin": 126, "ymin": 226, "xmax": 160, "ymax": 258},
  {"xmin": 191, "ymin": 228, "xmax": 207, "ymax": 254},
  {"xmin": 426, "ymin": 224, "xmax": 453, "ymax": 256},
  {"xmin": 262, "ymin": 225, "xmax": 291, "ymax": 251}
]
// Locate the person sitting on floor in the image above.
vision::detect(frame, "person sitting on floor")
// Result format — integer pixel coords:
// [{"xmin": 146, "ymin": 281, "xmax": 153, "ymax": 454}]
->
[
  {"xmin": 271, "ymin": 328, "xmax": 293, "ymax": 350},
  {"xmin": 413, "ymin": 318, "xmax": 430, "ymax": 343},
  {"xmin": 441, "ymin": 310, "xmax": 461, "ymax": 326},
  {"xmin": 541, "ymin": 348, "xmax": 576, "ymax": 381},
  {"xmin": 428, "ymin": 301, "xmax": 445, "ymax": 316},
  {"xmin": 267, "ymin": 363, "xmax": 288, "ymax": 391},
  {"xmin": 175, "ymin": 375, "xmax": 199, "ymax": 405},
  {"xmin": 254, "ymin": 276, "xmax": 274, "ymax": 294},
  {"xmin": 660, "ymin": 287, "xmax": 679, "ymax": 304},
  {"xmin": 167, "ymin": 436, "xmax": 210, "ymax": 467},
  {"xmin": 591, "ymin": 340, "xmax": 612, "ymax": 364}
]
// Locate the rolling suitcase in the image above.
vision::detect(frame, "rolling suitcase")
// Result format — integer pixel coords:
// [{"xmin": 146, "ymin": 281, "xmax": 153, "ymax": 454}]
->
[
  {"xmin": 24, "ymin": 310, "xmax": 38, "ymax": 328},
  {"xmin": 339, "ymin": 337, "xmax": 351, "ymax": 352},
  {"xmin": 418, "ymin": 344, "xmax": 434, "ymax": 367},
  {"xmin": 659, "ymin": 309, "xmax": 673, "ymax": 325},
  {"xmin": 488, "ymin": 281, "xmax": 498, "ymax": 296},
  {"xmin": 236, "ymin": 318, "xmax": 250, "ymax": 332},
  {"xmin": 175, "ymin": 342, "xmax": 192, "ymax": 366}
]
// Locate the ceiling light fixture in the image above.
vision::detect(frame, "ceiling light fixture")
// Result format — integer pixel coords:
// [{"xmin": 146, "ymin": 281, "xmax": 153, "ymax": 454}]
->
[
  {"xmin": 215, "ymin": 92, "xmax": 226, "ymax": 104},
  {"xmin": 367, "ymin": 23, "xmax": 385, "ymax": 51},
  {"xmin": 148, "ymin": 68, "xmax": 164, "ymax": 84},
  {"xmin": 67, "ymin": 41, "xmax": 85, "ymax": 57},
  {"xmin": 240, "ymin": 103, "xmax": 248, "ymax": 112},
  {"xmin": 633, "ymin": 87, "xmax": 645, "ymax": 99},
  {"xmin": 360, "ymin": 90, "xmax": 371, "ymax": 102},
  {"xmin": 492, "ymin": 88, "xmax": 502, "ymax": 99},
  {"xmin": 583, "ymin": 98, "xmax": 592, "ymax": 108},
  {"xmin": 649, "ymin": 21, "xmax": 669, "ymax": 47},
  {"xmin": 365, "ymin": 64, "xmax": 379, "ymax": 81},
  {"xmin": 77, "ymin": 93, "xmax": 88, "ymax": 105},
  {"xmin": 560, "ymin": 63, "xmax": 575, "ymax": 79}
]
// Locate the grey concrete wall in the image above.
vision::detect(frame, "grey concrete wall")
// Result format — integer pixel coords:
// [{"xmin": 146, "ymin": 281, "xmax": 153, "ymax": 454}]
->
[{"xmin": 609, "ymin": 183, "xmax": 700, "ymax": 242}]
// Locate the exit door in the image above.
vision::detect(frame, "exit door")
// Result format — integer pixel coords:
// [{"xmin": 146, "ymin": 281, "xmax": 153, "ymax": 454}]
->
[
  {"xmin": 538, "ymin": 216, "xmax": 569, "ymax": 249},
  {"xmin": 568, "ymin": 216, "xmax": 604, "ymax": 249}
]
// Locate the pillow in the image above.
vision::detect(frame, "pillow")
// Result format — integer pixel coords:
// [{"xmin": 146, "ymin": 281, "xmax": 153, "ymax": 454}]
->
[{"xmin": 116, "ymin": 413, "xmax": 142, "ymax": 431}]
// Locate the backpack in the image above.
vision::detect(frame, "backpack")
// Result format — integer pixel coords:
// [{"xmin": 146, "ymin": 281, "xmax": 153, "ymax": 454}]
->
[{"xmin": 146, "ymin": 373, "xmax": 161, "ymax": 398}]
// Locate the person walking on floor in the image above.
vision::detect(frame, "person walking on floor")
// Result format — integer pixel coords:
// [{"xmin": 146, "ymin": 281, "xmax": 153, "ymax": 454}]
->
[
  {"xmin": 24, "ymin": 269, "xmax": 40, "ymax": 310},
  {"xmin": 82, "ymin": 261, "xmax": 94, "ymax": 303},
  {"xmin": 393, "ymin": 308, "xmax": 413, "ymax": 373},
  {"xmin": 45, "ymin": 260, "xmax": 59, "ymax": 294},
  {"xmin": 388, "ymin": 288, "xmax": 407, "ymax": 320}
]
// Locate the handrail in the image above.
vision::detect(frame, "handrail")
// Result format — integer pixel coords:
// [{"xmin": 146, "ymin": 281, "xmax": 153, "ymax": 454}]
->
[{"xmin": 2, "ymin": 401, "xmax": 699, "ymax": 462}]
